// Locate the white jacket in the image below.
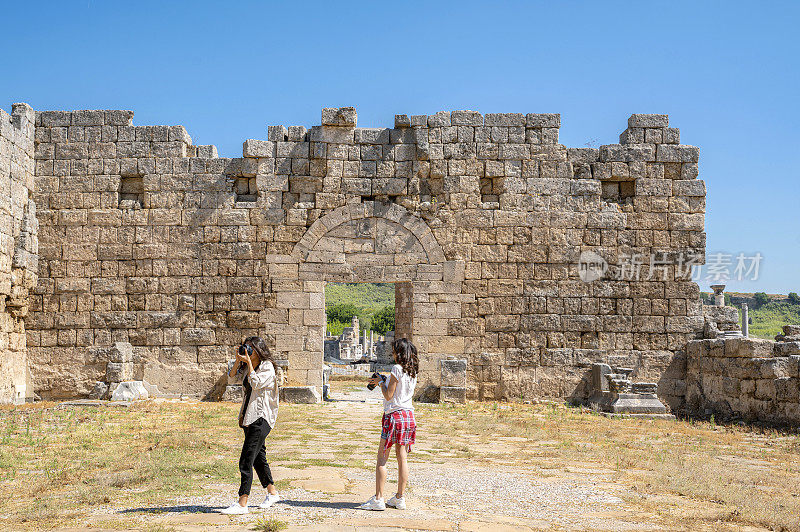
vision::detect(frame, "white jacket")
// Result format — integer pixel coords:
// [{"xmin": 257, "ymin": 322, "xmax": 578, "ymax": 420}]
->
[{"xmin": 239, "ymin": 361, "xmax": 279, "ymax": 428}]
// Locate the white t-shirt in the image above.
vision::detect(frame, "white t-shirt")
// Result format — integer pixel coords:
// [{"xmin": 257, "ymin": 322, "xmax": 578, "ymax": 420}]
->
[{"xmin": 383, "ymin": 364, "xmax": 416, "ymax": 414}]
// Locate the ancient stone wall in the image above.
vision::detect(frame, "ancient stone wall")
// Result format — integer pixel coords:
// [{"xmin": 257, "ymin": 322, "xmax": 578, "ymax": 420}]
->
[
  {"xmin": 685, "ymin": 330, "xmax": 800, "ymax": 424},
  {"xmin": 27, "ymin": 106, "xmax": 706, "ymax": 405},
  {"xmin": 0, "ymin": 103, "xmax": 38, "ymax": 404}
]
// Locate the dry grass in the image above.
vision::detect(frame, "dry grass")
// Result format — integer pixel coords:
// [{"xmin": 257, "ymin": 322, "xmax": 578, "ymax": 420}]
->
[
  {"xmin": 250, "ymin": 515, "xmax": 288, "ymax": 532},
  {"xmin": 1, "ymin": 399, "xmax": 798, "ymax": 530},
  {"xmin": 416, "ymin": 401, "xmax": 800, "ymax": 531}
]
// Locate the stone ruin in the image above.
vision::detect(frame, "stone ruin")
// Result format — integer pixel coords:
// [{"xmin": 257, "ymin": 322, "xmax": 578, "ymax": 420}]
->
[
  {"xmin": 2, "ymin": 102, "xmax": 717, "ymax": 414},
  {"xmin": 324, "ymin": 315, "xmax": 380, "ymax": 362},
  {"xmin": 685, "ymin": 288, "xmax": 800, "ymax": 423},
  {"xmin": 0, "ymin": 104, "xmax": 37, "ymax": 404},
  {"xmin": 587, "ymin": 363, "xmax": 670, "ymax": 416}
]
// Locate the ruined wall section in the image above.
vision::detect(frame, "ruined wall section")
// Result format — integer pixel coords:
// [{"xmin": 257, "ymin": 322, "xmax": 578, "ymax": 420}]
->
[
  {"xmin": 29, "ymin": 106, "xmax": 706, "ymax": 404},
  {"xmin": 0, "ymin": 103, "xmax": 37, "ymax": 404},
  {"xmin": 29, "ymin": 109, "xmax": 261, "ymax": 398},
  {"xmin": 685, "ymin": 330, "xmax": 800, "ymax": 424}
]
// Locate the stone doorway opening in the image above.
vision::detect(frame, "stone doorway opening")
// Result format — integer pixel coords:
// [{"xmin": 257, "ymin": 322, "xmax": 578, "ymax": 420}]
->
[
  {"xmin": 322, "ymin": 281, "xmax": 405, "ymax": 397},
  {"xmin": 269, "ymin": 201, "xmax": 463, "ymax": 401}
]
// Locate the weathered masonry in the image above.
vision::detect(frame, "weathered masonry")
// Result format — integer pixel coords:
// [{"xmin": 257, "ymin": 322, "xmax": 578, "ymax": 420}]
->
[
  {"xmin": 3, "ymin": 104, "xmax": 708, "ymax": 410},
  {"xmin": 0, "ymin": 104, "xmax": 38, "ymax": 404}
]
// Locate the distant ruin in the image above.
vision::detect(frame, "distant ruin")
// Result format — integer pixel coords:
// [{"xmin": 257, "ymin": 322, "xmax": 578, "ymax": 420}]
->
[{"xmin": 10, "ymin": 103, "xmax": 786, "ymax": 420}]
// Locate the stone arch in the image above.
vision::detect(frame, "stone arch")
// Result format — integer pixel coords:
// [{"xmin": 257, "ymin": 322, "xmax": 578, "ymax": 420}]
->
[
  {"xmin": 290, "ymin": 201, "xmax": 445, "ymax": 268},
  {"xmin": 271, "ymin": 200, "xmax": 463, "ymax": 398}
]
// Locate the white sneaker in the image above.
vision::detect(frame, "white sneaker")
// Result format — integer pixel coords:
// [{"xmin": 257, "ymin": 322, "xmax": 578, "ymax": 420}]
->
[
  {"xmin": 359, "ymin": 495, "xmax": 386, "ymax": 511},
  {"xmin": 386, "ymin": 495, "xmax": 406, "ymax": 509},
  {"xmin": 220, "ymin": 502, "xmax": 248, "ymax": 515},
  {"xmin": 259, "ymin": 493, "xmax": 280, "ymax": 509}
]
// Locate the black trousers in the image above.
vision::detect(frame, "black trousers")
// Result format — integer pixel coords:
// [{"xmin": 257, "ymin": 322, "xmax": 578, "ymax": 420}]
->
[{"xmin": 238, "ymin": 417, "xmax": 274, "ymax": 496}]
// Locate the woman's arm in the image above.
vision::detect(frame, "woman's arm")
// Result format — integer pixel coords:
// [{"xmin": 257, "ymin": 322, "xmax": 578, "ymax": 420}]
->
[
  {"xmin": 248, "ymin": 361, "xmax": 276, "ymax": 392},
  {"xmin": 228, "ymin": 357, "xmax": 242, "ymax": 378},
  {"xmin": 381, "ymin": 374, "xmax": 398, "ymax": 401}
]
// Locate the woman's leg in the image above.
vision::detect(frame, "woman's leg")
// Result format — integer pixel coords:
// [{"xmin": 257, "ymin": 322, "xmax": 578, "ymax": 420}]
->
[
  {"xmin": 375, "ymin": 438, "xmax": 390, "ymax": 500},
  {"xmin": 253, "ymin": 442, "xmax": 277, "ymax": 495},
  {"xmin": 395, "ymin": 444, "xmax": 409, "ymax": 498},
  {"xmin": 238, "ymin": 423, "xmax": 263, "ymax": 506}
]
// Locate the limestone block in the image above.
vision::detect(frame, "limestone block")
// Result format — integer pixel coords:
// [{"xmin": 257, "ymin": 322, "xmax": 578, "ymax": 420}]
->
[
  {"xmin": 775, "ymin": 378, "xmax": 800, "ymax": 402},
  {"xmin": 754, "ymin": 379, "xmax": 776, "ymax": 401},
  {"xmin": 243, "ymin": 139, "xmax": 274, "ymax": 158},
  {"xmin": 223, "ymin": 384, "xmax": 244, "ymax": 402},
  {"xmin": 88, "ymin": 381, "xmax": 108, "ymax": 399},
  {"xmin": 321, "ymin": 107, "xmax": 356, "ymax": 127},
  {"xmin": 110, "ymin": 381, "xmax": 149, "ymax": 401},
  {"xmin": 783, "ymin": 324, "xmax": 800, "ymax": 336},
  {"xmin": 440, "ymin": 359, "xmax": 467, "ymax": 387},
  {"xmin": 758, "ymin": 357, "xmax": 789, "ymax": 379},
  {"xmin": 182, "ymin": 328, "xmax": 215, "ymax": 345},
  {"xmin": 394, "ymin": 115, "xmax": 411, "ymax": 128},
  {"xmin": 280, "ymin": 385, "xmax": 321, "ymax": 404},
  {"xmin": 110, "ymin": 342, "xmax": 134, "ymax": 363},
  {"xmin": 628, "ymin": 114, "xmax": 668, "ymax": 128},
  {"xmin": 440, "ymin": 386, "xmax": 467, "ymax": 403},
  {"xmin": 724, "ymin": 337, "xmax": 774, "ymax": 357},
  {"xmin": 267, "ymin": 125, "xmax": 288, "ymax": 141},
  {"xmin": 790, "ymin": 355, "xmax": 800, "ymax": 378},
  {"xmin": 451, "ymin": 110, "xmax": 483, "ymax": 126},
  {"xmin": 656, "ymin": 145, "xmax": 699, "ymax": 163},
  {"xmin": 106, "ymin": 362, "xmax": 133, "ymax": 383}
]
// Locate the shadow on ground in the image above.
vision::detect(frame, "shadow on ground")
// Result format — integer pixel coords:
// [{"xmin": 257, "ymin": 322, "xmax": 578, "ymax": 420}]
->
[{"xmin": 118, "ymin": 498, "xmax": 361, "ymax": 515}]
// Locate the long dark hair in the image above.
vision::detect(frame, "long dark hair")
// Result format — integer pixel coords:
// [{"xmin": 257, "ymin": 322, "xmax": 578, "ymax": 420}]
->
[
  {"xmin": 392, "ymin": 338, "xmax": 419, "ymax": 379},
  {"xmin": 243, "ymin": 336, "xmax": 274, "ymax": 369}
]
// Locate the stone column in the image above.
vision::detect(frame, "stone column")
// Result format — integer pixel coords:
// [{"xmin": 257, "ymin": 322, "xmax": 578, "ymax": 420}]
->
[
  {"xmin": 742, "ymin": 303, "xmax": 749, "ymax": 338},
  {"xmin": 711, "ymin": 284, "xmax": 726, "ymax": 307}
]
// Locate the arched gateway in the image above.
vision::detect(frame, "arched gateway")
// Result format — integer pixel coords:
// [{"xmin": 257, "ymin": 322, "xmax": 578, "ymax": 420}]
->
[{"xmin": 269, "ymin": 200, "xmax": 461, "ymax": 397}]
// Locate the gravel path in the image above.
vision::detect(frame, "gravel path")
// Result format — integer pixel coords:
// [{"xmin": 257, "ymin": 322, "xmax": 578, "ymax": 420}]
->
[{"xmin": 81, "ymin": 389, "xmax": 653, "ymax": 531}]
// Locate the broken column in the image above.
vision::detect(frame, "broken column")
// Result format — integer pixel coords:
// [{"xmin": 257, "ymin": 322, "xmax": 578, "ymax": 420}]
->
[
  {"xmin": 88, "ymin": 342, "xmax": 150, "ymax": 401},
  {"xmin": 742, "ymin": 303, "xmax": 749, "ymax": 338},
  {"xmin": 711, "ymin": 284, "xmax": 726, "ymax": 307}
]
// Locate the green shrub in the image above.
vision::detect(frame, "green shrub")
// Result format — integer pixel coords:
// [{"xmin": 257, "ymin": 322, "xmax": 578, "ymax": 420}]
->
[
  {"xmin": 753, "ymin": 292, "xmax": 770, "ymax": 307},
  {"xmin": 326, "ymin": 320, "xmax": 347, "ymax": 337},
  {"xmin": 326, "ymin": 303, "xmax": 361, "ymax": 324},
  {"xmin": 371, "ymin": 305, "xmax": 395, "ymax": 335},
  {"xmin": 788, "ymin": 292, "xmax": 800, "ymax": 305}
]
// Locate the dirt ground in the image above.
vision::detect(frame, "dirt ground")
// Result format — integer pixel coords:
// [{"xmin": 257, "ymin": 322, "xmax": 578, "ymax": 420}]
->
[{"xmin": 1, "ymin": 379, "xmax": 799, "ymax": 532}]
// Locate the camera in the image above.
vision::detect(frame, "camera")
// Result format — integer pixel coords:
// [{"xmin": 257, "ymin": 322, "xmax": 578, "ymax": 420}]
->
[
  {"xmin": 367, "ymin": 372, "xmax": 386, "ymax": 391},
  {"xmin": 239, "ymin": 344, "xmax": 252, "ymax": 358}
]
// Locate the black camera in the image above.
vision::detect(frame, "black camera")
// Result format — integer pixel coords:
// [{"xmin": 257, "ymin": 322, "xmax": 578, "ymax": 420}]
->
[
  {"xmin": 367, "ymin": 372, "xmax": 386, "ymax": 391},
  {"xmin": 239, "ymin": 344, "xmax": 253, "ymax": 358}
]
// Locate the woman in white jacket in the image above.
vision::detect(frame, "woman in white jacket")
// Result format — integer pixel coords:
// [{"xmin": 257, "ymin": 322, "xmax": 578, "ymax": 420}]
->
[{"xmin": 221, "ymin": 336, "xmax": 280, "ymax": 515}]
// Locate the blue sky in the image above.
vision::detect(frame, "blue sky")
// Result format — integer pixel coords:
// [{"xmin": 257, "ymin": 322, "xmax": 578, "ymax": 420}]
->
[{"xmin": 2, "ymin": 1, "xmax": 798, "ymax": 294}]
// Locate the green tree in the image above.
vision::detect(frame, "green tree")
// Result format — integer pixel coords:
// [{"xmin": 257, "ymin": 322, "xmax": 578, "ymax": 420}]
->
[
  {"xmin": 326, "ymin": 303, "xmax": 360, "ymax": 324},
  {"xmin": 371, "ymin": 305, "xmax": 395, "ymax": 335},
  {"xmin": 788, "ymin": 292, "xmax": 800, "ymax": 305},
  {"xmin": 753, "ymin": 292, "xmax": 770, "ymax": 307},
  {"xmin": 326, "ymin": 320, "xmax": 347, "ymax": 337}
]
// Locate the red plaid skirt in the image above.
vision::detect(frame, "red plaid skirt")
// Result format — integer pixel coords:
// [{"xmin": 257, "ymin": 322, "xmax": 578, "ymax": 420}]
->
[{"xmin": 381, "ymin": 410, "xmax": 416, "ymax": 452}]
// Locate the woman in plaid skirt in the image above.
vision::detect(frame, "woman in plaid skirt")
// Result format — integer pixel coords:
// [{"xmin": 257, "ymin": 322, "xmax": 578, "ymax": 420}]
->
[{"xmin": 360, "ymin": 338, "xmax": 418, "ymax": 511}]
